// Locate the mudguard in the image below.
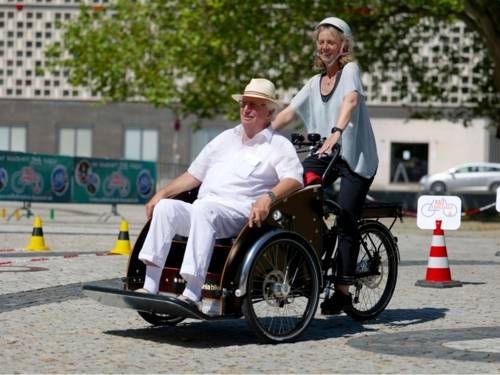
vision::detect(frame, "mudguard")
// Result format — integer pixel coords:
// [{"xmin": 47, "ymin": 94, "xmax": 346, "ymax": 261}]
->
[{"xmin": 234, "ymin": 229, "xmax": 323, "ymax": 298}]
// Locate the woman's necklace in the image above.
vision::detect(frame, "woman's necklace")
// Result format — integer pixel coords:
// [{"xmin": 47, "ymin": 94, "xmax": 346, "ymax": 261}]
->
[{"xmin": 321, "ymin": 71, "xmax": 338, "ymax": 95}]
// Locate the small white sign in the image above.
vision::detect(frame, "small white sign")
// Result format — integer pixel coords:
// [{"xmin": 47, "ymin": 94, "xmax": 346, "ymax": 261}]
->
[
  {"xmin": 417, "ymin": 195, "xmax": 462, "ymax": 230},
  {"xmin": 496, "ymin": 187, "xmax": 500, "ymax": 213}
]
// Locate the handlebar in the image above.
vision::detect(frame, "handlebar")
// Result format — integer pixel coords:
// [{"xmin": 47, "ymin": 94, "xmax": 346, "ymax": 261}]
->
[
  {"xmin": 291, "ymin": 133, "xmax": 324, "ymax": 155},
  {"xmin": 291, "ymin": 133, "xmax": 341, "ymax": 186},
  {"xmin": 291, "ymin": 132, "xmax": 340, "ymax": 155}
]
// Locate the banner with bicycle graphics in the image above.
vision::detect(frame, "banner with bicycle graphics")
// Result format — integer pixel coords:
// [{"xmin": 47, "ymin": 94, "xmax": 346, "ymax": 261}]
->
[
  {"xmin": 73, "ymin": 157, "xmax": 156, "ymax": 203},
  {"xmin": 0, "ymin": 151, "xmax": 156, "ymax": 204},
  {"xmin": 0, "ymin": 151, "xmax": 72, "ymax": 202}
]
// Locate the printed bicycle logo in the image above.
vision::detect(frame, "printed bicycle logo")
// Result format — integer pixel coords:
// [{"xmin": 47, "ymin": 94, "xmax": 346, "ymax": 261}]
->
[
  {"xmin": 11, "ymin": 166, "xmax": 44, "ymax": 194},
  {"xmin": 103, "ymin": 171, "xmax": 130, "ymax": 197},
  {"xmin": 421, "ymin": 198, "xmax": 458, "ymax": 217}
]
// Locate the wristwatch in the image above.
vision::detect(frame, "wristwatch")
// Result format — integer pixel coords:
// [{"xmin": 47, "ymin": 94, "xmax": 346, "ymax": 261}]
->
[
  {"xmin": 331, "ymin": 126, "xmax": 344, "ymax": 135},
  {"xmin": 266, "ymin": 191, "xmax": 277, "ymax": 203}
]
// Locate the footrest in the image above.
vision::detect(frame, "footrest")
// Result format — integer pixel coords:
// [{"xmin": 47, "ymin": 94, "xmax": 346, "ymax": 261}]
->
[{"xmin": 82, "ymin": 282, "xmax": 208, "ymax": 319}]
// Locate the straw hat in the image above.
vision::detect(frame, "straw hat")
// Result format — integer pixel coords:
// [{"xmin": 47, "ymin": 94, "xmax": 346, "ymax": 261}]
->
[{"xmin": 232, "ymin": 78, "xmax": 282, "ymax": 106}]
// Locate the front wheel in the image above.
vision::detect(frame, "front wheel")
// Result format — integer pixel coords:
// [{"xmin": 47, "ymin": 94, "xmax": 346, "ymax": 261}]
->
[
  {"xmin": 242, "ymin": 237, "xmax": 320, "ymax": 343},
  {"xmin": 489, "ymin": 182, "xmax": 500, "ymax": 194},
  {"xmin": 345, "ymin": 221, "xmax": 398, "ymax": 321}
]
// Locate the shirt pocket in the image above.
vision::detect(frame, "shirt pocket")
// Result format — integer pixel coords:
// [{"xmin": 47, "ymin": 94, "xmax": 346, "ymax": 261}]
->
[{"xmin": 235, "ymin": 152, "xmax": 262, "ymax": 178}]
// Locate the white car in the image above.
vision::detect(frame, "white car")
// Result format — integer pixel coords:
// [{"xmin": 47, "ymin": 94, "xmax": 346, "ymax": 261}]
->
[{"xmin": 419, "ymin": 162, "xmax": 500, "ymax": 194}]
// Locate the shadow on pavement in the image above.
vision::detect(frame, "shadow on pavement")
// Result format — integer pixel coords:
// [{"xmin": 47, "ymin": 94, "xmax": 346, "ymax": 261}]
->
[
  {"xmin": 104, "ymin": 307, "xmax": 447, "ymax": 348},
  {"xmin": 362, "ymin": 307, "xmax": 448, "ymax": 327},
  {"xmin": 348, "ymin": 326, "xmax": 500, "ymax": 363}
]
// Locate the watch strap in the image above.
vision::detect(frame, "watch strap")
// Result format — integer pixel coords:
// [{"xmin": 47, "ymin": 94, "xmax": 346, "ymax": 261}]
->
[
  {"xmin": 331, "ymin": 126, "xmax": 343, "ymax": 135},
  {"xmin": 266, "ymin": 191, "xmax": 277, "ymax": 203}
]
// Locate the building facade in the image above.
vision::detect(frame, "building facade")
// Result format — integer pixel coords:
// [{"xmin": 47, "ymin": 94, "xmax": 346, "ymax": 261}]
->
[{"xmin": 1, "ymin": 0, "xmax": 499, "ymax": 190}]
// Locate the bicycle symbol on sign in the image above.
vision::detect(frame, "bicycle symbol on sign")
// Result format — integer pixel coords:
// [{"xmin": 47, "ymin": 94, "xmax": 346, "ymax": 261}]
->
[{"xmin": 421, "ymin": 198, "xmax": 458, "ymax": 218}]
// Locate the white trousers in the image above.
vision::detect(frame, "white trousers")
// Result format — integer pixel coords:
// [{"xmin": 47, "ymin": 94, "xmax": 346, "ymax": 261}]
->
[{"xmin": 138, "ymin": 197, "xmax": 248, "ymax": 301}]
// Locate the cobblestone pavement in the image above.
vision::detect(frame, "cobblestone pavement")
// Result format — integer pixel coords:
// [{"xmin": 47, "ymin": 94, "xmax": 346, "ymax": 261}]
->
[{"xmin": 1, "ymin": 201, "xmax": 499, "ymax": 373}]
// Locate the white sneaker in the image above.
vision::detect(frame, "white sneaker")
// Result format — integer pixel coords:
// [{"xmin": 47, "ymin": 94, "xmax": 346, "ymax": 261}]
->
[{"xmin": 202, "ymin": 299, "xmax": 221, "ymax": 316}]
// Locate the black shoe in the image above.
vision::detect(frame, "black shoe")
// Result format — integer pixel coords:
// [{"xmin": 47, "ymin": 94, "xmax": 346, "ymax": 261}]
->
[{"xmin": 320, "ymin": 291, "xmax": 352, "ymax": 315}]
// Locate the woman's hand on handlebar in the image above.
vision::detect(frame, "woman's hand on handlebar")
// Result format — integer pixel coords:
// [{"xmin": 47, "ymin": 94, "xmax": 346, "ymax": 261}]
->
[{"xmin": 318, "ymin": 132, "xmax": 341, "ymax": 157}]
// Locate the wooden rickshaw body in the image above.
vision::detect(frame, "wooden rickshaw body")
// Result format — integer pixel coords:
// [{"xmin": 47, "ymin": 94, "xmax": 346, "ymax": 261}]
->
[
  {"xmin": 82, "ymin": 135, "xmax": 403, "ymax": 342},
  {"xmin": 124, "ymin": 184, "xmax": 326, "ymax": 317}
]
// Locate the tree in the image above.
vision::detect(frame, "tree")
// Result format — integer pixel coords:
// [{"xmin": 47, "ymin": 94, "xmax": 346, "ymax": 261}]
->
[{"xmin": 46, "ymin": 0, "xmax": 500, "ymax": 135}]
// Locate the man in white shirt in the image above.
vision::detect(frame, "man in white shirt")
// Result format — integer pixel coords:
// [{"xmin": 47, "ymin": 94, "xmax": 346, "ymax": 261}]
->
[{"xmin": 137, "ymin": 78, "xmax": 304, "ymax": 311}]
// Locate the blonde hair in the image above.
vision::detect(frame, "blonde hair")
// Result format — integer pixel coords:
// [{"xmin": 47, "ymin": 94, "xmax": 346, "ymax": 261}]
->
[{"xmin": 312, "ymin": 25, "xmax": 354, "ymax": 70}]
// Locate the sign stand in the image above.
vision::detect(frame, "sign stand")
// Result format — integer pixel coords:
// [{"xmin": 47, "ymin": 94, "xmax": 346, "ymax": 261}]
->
[
  {"xmin": 415, "ymin": 219, "xmax": 462, "ymax": 288},
  {"xmin": 97, "ymin": 203, "xmax": 123, "ymax": 222},
  {"xmin": 415, "ymin": 195, "xmax": 463, "ymax": 288},
  {"xmin": 7, "ymin": 201, "xmax": 33, "ymax": 221}
]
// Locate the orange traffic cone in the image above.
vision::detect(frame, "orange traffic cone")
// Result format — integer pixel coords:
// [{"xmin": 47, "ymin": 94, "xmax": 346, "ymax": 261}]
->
[
  {"xmin": 110, "ymin": 219, "xmax": 131, "ymax": 256},
  {"xmin": 415, "ymin": 220, "xmax": 462, "ymax": 288},
  {"xmin": 25, "ymin": 216, "xmax": 50, "ymax": 251}
]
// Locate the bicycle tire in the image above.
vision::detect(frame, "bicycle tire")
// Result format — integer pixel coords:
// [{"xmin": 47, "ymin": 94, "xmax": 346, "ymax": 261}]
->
[
  {"xmin": 345, "ymin": 220, "xmax": 398, "ymax": 321},
  {"xmin": 242, "ymin": 237, "xmax": 320, "ymax": 343}
]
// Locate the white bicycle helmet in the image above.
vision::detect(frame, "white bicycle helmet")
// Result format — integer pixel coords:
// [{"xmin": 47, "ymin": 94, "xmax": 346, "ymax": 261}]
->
[{"xmin": 317, "ymin": 17, "xmax": 353, "ymax": 39}]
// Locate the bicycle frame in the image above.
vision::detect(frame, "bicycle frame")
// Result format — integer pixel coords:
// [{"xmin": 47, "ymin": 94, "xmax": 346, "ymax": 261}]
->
[{"xmin": 291, "ymin": 133, "xmax": 402, "ymax": 289}]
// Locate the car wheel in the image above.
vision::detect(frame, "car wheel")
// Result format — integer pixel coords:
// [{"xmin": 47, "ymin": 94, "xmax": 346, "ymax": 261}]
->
[
  {"xmin": 430, "ymin": 181, "xmax": 446, "ymax": 194},
  {"xmin": 490, "ymin": 182, "xmax": 500, "ymax": 194}
]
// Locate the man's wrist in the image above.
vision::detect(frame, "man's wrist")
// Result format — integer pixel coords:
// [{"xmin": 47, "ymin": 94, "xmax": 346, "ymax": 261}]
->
[{"xmin": 266, "ymin": 190, "xmax": 277, "ymax": 203}]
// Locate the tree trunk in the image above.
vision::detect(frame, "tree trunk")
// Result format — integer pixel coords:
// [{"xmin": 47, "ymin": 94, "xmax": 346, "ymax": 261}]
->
[{"xmin": 461, "ymin": 0, "xmax": 500, "ymax": 92}]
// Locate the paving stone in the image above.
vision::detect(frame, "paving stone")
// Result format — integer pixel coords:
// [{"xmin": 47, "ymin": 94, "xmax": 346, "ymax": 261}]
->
[{"xmin": 0, "ymin": 202, "xmax": 499, "ymax": 373}]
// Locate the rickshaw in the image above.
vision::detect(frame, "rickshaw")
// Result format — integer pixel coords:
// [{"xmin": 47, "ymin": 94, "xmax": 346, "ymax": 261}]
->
[{"xmin": 83, "ymin": 133, "xmax": 402, "ymax": 343}]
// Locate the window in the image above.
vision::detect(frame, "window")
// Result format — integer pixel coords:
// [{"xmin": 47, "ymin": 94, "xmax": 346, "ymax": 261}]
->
[
  {"xmin": 124, "ymin": 128, "xmax": 159, "ymax": 161},
  {"xmin": 0, "ymin": 126, "xmax": 27, "ymax": 152},
  {"xmin": 59, "ymin": 128, "xmax": 92, "ymax": 157},
  {"xmin": 190, "ymin": 128, "xmax": 224, "ymax": 161},
  {"xmin": 390, "ymin": 143, "xmax": 428, "ymax": 183}
]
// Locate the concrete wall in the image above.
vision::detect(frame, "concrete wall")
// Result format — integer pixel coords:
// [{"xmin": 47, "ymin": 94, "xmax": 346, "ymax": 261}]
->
[
  {"xmin": 0, "ymin": 99, "xmax": 191, "ymax": 163},
  {"xmin": 371, "ymin": 117, "xmax": 490, "ymax": 189}
]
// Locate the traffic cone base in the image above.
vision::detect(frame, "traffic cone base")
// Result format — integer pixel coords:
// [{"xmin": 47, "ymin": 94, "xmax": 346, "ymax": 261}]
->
[
  {"xmin": 110, "ymin": 219, "xmax": 131, "ymax": 256},
  {"xmin": 415, "ymin": 220, "xmax": 462, "ymax": 289},
  {"xmin": 25, "ymin": 216, "xmax": 50, "ymax": 251},
  {"xmin": 415, "ymin": 279, "xmax": 463, "ymax": 288}
]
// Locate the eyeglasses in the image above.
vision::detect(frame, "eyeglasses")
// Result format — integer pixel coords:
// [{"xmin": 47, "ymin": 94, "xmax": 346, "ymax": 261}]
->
[{"xmin": 239, "ymin": 100, "xmax": 268, "ymax": 110}]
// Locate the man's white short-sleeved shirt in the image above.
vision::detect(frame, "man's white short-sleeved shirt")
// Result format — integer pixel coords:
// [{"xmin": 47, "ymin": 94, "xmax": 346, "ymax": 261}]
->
[
  {"xmin": 188, "ymin": 124, "xmax": 303, "ymax": 213},
  {"xmin": 290, "ymin": 62, "xmax": 378, "ymax": 179}
]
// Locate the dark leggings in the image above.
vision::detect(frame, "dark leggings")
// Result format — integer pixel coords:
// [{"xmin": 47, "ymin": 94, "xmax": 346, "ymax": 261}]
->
[{"xmin": 303, "ymin": 155, "xmax": 374, "ymax": 285}]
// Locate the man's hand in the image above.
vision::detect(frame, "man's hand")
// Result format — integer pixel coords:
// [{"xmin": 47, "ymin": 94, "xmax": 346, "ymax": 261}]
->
[
  {"xmin": 248, "ymin": 194, "xmax": 273, "ymax": 228},
  {"xmin": 145, "ymin": 192, "xmax": 164, "ymax": 220}
]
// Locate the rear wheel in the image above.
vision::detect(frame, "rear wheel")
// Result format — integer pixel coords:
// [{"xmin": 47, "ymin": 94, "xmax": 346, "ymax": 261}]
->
[
  {"xmin": 430, "ymin": 181, "xmax": 446, "ymax": 194},
  {"xmin": 346, "ymin": 221, "xmax": 398, "ymax": 321},
  {"xmin": 242, "ymin": 237, "xmax": 320, "ymax": 343},
  {"xmin": 137, "ymin": 311, "xmax": 185, "ymax": 326}
]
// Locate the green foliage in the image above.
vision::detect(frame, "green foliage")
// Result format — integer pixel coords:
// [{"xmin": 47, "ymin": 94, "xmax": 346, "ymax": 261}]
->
[{"xmin": 46, "ymin": 0, "xmax": 499, "ymax": 134}]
